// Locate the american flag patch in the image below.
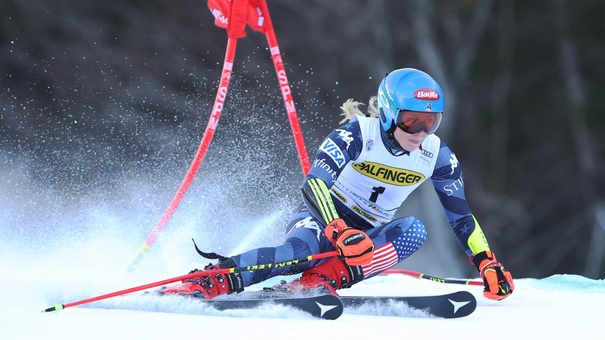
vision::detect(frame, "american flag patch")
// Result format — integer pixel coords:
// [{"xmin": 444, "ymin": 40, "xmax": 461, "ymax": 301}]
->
[{"xmin": 361, "ymin": 243, "xmax": 399, "ymax": 278}]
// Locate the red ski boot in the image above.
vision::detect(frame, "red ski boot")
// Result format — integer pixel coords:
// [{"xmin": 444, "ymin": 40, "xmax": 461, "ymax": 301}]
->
[
  {"xmin": 277, "ymin": 256, "xmax": 364, "ymax": 295},
  {"xmin": 159, "ymin": 259, "xmax": 244, "ymax": 299}
]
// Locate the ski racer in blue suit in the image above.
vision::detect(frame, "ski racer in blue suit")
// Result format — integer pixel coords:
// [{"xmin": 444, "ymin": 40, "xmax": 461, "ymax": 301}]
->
[{"xmin": 162, "ymin": 68, "xmax": 515, "ymax": 301}]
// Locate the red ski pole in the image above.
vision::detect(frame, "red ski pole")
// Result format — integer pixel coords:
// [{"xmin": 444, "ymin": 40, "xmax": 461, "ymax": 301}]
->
[{"xmin": 44, "ymin": 251, "xmax": 339, "ymax": 313}]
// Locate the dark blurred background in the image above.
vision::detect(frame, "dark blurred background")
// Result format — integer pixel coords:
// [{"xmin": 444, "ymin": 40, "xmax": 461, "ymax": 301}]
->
[{"xmin": 1, "ymin": 0, "xmax": 604, "ymax": 279}]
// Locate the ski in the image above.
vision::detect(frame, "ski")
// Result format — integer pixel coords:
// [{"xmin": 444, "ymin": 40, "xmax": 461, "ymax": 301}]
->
[
  {"xmin": 197, "ymin": 294, "xmax": 344, "ymax": 320},
  {"xmin": 339, "ymin": 290, "xmax": 477, "ymax": 318},
  {"xmin": 158, "ymin": 282, "xmax": 475, "ymax": 319}
]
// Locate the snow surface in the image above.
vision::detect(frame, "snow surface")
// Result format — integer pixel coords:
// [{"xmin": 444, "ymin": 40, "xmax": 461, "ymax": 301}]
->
[
  {"xmin": 3, "ymin": 254, "xmax": 605, "ymax": 340},
  {"xmin": 2, "ymin": 146, "xmax": 603, "ymax": 340}
]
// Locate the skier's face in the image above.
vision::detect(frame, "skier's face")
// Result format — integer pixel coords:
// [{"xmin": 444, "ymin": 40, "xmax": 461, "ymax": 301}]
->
[{"xmin": 393, "ymin": 126, "xmax": 427, "ymax": 152}]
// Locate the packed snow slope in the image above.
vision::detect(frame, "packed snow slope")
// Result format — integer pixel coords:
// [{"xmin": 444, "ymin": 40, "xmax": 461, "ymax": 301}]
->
[
  {"xmin": 2, "ymin": 122, "xmax": 603, "ymax": 339},
  {"xmin": 2, "ymin": 230, "xmax": 604, "ymax": 340}
]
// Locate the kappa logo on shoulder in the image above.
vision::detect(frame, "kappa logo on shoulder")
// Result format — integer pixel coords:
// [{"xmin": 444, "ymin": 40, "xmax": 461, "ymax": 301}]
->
[
  {"xmin": 335, "ymin": 129, "xmax": 354, "ymax": 149},
  {"xmin": 449, "ymin": 154, "xmax": 459, "ymax": 175}
]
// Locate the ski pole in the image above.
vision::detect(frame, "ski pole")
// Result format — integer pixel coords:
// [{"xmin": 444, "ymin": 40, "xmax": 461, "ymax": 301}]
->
[
  {"xmin": 382, "ymin": 268, "xmax": 483, "ymax": 286},
  {"xmin": 43, "ymin": 250, "xmax": 339, "ymax": 313}
]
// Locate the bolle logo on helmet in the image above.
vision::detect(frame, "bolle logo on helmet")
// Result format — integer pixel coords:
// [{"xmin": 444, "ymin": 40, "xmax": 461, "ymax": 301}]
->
[{"xmin": 413, "ymin": 88, "xmax": 440, "ymax": 100}]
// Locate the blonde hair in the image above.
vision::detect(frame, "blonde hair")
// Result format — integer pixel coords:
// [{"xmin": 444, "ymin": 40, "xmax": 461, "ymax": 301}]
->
[{"xmin": 339, "ymin": 96, "xmax": 380, "ymax": 124}]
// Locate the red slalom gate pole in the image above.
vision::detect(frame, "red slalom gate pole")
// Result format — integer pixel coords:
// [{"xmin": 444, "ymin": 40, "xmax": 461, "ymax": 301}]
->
[
  {"xmin": 245, "ymin": 0, "xmax": 310, "ymax": 175},
  {"xmin": 45, "ymin": 251, "xmax": 339, "ymax": 313},
  {"xmin": 127, "ymin": 0, "xmax": 312, "ymax": 271},
  {"xmin": 127, "ymin": 38, "xmax": 238, "ymax": 272},
  {"xmin": 265, "ymin": 27, "xmax": 311, "ymax": 175},
  {"xmin": 382, "ymin": 268, "xmax": 484, "ymax": 286}
]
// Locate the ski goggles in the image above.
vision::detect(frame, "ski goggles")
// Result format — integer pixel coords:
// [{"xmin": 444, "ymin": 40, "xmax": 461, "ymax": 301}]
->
[{"xmin": 396, "ymin": 110, "xmax": 443, "ymax": 135}]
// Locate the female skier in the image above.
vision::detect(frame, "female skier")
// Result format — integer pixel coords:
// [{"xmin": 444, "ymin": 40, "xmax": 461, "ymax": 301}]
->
[{"xmin": 162, "ymin": 68, "xmax": 514, "ymax": 301}]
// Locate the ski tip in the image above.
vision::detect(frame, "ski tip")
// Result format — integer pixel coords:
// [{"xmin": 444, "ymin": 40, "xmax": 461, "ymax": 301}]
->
[{"xmin": 42, "ymin": 304, "xmax": 64, "ymax": 313}]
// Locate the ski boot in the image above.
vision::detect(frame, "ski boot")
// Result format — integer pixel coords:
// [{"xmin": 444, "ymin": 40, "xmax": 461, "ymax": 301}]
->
[
  {"xmin": 274, "ymin": 256, "xmax": 364, "ymax": 296},
  {"xmin": 159, "ymin": 258, "xmax": 244, "ymax": 299}
]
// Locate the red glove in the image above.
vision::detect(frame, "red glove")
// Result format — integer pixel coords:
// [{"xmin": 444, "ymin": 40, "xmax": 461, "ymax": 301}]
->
[
  {"xmin": 324, "ymin": 218, "xmax": 374, "ymax": 266},
  {"xmin": 471, "ymin": 251, "xmax": 515, "ymax": 300}
]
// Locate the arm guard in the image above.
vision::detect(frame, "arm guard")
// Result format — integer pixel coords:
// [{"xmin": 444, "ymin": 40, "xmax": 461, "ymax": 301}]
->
[
  {"xmin": 466, "ymin": 215, "xmax": 491, "ymax": 254},
  {"xmin": 301, "ymin": 177, "xmax": 340, "ymax": 226}
]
